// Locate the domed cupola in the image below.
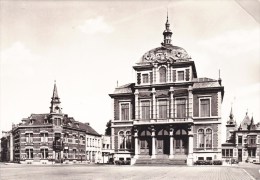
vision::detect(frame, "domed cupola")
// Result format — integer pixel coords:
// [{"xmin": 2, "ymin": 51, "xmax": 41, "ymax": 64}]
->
[
  {"xmin": 162, "ymin": 12, "xmax": 173, "ymax": 46},
  {"xmin": 137, "ymin": 14, "xmax": 191, "ymax": 65}
]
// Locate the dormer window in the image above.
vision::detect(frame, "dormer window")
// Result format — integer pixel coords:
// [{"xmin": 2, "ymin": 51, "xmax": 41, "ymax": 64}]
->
[{"xmin": 142, "ymin": 74, "xmax": 149, "ymax": 84}]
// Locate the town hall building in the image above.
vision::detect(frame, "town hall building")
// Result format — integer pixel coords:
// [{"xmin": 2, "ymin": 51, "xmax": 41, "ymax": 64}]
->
[{"xmin": 109, "ymin": 16, "xmax": 224, "ymax": 165}]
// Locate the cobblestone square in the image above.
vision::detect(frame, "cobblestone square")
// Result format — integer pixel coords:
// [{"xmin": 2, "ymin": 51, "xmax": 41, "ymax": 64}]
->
[{"xmin": 1, "ymin": 164, "xmax": 259, "ymax": 180}]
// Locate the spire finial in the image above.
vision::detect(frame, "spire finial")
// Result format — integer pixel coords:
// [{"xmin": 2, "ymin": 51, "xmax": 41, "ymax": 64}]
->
[
  {"xmin": 167, "ymin": 8, "xmax": 169, "ymax": 23},
  {"xmin": 162, "ymin": 11, "xmax": 172, "ymax": 46}
]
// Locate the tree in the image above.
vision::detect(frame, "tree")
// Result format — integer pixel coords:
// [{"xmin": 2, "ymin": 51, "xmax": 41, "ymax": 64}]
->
[{"xmin": 105, "ymin": 120, "xmax": 111, "ymax": 136}]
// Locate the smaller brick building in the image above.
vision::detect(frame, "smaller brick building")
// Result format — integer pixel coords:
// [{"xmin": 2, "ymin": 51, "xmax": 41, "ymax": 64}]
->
[
  {"xmin": 1, "ymin": 83, "xmax": 101, "ymax": 164},
  {"xmin": 222, "ymin": 108, "xmax": 260, "ymax": 163}
]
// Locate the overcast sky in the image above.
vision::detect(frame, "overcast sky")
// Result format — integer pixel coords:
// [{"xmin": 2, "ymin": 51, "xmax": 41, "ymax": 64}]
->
[{"xmin": 1, "ymin": 0, "xmax": 259, "ymax": 139}]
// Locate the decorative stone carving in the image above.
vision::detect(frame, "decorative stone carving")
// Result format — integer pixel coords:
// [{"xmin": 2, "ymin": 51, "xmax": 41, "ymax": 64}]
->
[{"xmin": 142, "ymin": 46, "xmax": 190, "ymax": 64}]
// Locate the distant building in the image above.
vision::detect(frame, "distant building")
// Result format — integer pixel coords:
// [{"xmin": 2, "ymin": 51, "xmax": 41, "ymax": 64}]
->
[
  {"xmin": 222, "ymin": 108, "xmax": 260, "ymax": 163},
  {"xmin": 101, "ymin": 135, "xmax": 113, "ymax": 163},
  {"xmin": 1, "ymin": 83, "xmax": 101, "ymax": 164},
  {"xmin": 109, "ymin": 16, "xmax": 224, "ymax": 165},
  {"xmin": 86, "ymin": 132, "xmax": 102, "ymax": 163}
]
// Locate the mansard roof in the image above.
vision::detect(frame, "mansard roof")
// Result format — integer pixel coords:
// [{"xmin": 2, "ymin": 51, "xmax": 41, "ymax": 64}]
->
[
  {"xmin": 192, "ymin": 78, "xmax": 221, "ymax": 88},
  {"xmin": 109, "ymin": 83, "xmax": 135, "ymax": 96}
]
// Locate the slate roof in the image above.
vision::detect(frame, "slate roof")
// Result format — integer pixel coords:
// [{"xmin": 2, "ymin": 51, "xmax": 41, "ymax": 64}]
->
[
  {"xmin": 192, "ymin": 78, "xmax": 221, "ymax": 89},
  {"xmin": 15, "ymin": 113, "xmax": 100, "ymax": 136},
  {"xmin": 112, "ymin": 83, "xmax": 134, "ymax": 94},
  {"xmin": 240, "ymin": 113, "xmax": 252, "ymax": 130}
]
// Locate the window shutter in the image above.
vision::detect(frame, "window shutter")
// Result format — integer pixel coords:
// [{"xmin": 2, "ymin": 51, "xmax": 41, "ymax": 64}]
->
[
  {"xmin": 149, "ymin": 72, "xmax": 153, "ymax": 84},
  {"xmin": 173, "ymin": 70, "xmax": 176, "ymax": 82},
  {"xmin": 137, "ymin": 73, "xmax": 141, "ymax": 84},
  {"xmin": 186, "ymin": 69, "xmax": 190, "ymax": 81}
]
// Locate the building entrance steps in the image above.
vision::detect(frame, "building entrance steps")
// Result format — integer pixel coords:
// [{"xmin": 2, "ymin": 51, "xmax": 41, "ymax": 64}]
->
[{"xmin": 134, "ymin": 155, "xmax": 187, "ymax": 166}]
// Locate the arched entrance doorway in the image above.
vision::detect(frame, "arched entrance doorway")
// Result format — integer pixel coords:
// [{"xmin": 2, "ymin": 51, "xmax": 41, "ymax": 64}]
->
[
  {"xmin": 174, "ymin": 129, "xmax": 188, "ymax": 155},
  {"xmin": 157, "ymin": 129, "xmax": 169, "ymax": 155},
  {"xmin": 139, "ymin": 129, "xmax": 152, "ymax": 155}
]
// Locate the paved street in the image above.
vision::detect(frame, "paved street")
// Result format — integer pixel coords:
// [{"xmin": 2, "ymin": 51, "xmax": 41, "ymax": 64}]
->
[{"xmin": 0, "ymin": 163, "xmax": 259, "ymax": 180}]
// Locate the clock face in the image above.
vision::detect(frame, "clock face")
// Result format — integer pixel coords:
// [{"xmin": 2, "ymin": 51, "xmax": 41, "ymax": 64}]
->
[{"xmin": 55, "ymin": 106, "xmax": 59, "ymax": 110}]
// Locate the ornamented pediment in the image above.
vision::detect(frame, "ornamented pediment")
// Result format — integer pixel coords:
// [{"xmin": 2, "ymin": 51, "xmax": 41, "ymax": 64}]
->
[{"xmin": 142, "ymin": 46, "xmax": 190, "ymax": 64}]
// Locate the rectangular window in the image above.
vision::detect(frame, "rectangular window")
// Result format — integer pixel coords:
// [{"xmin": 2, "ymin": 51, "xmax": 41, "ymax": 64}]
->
[
  {"xmin": 26, "ymin": 133, "xmax": 33, "ymax": 143},
  {"xmin": 141, "ymin": 101, "xmax": 150, "ymax": 119},
  {"xmin": 142, "ymin": 74, "xmax": 149, "ymax": 84},
  {"xmin": 64, "ymin": 149, "xmax": 69, "ymax": 159},
  {"xmin": 248, "ymin": 136, "xmax": 256, "ymax": 145},
  {"xmin": 198, "ymin": 157, "xmax": 204, "ymax": 160},
  {"xmin": 176, "ymin": 99, "xmax": 186, "ymax": 118},
  {"xmin": 158, "ymin": 100, "xmax": 167, "ymax": 119},
  {"xmin": 41, "ymin": 133, "xmax": 48, "ymax": 143},
  {"xmin": 40, "ymin": 149, "xmax": 48, "ymax": 159},
  {"xmin": 73, "ymin": 149, "xmax": 76, "ymax": 159},
  {"xmin": 26, "ymin": 149, "xmax": 33, "ymax": 159},
  {"xmin": 222, "ymin": 149, "xmax": 225, "ymax": 157},
  {"xmin": 200, "ymin": 99, "xmax": 210, "ymax": 117},
  {"xmin": 121, "ymin": 103, "xmax": 130, "ymax": 120},
  {"xmin": 238, "ymin": 136, "xmax": 242, "ymax": 144},
  {"xmin": 206, "ymin": 157, "xmax": 212, "ymax": 161},
  {"xmin": 177, "ymin": 71, "xmax": 184, "ymax": 81}
]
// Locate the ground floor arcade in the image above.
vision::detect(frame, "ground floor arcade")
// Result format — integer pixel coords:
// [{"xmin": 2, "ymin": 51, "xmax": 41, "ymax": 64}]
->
[{"xmin": 133, "ymin": 124, "xmax": 194, "ymax": 164}]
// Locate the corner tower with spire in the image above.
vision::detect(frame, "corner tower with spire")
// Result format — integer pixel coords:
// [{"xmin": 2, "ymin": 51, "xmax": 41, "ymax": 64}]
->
[
  {"xmin": 162, "ymin": 11, "xmax": 173, "ymax": 46},
  {"xmin": 226, "ymin": 106, "xmax": 236, "ymax": 141},
  {"xmin": 50, "ymin": 81, "xmax": 62, "ymax": 114}
]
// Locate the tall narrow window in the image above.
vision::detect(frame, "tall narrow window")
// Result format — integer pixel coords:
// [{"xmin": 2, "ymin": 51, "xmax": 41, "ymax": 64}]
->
[
  {"xmin": 26, "ymin": 149, "xmax": 34, "ymax": 159},
  {"xmin": 41, "ymin": 133, "xmax": 48, "ymax": 143},
  {"xmin": 119, "ymin": 131, "xmax": 125, "ymax": 149},
  {"xmin": 200, "ymin": 99, "xmax": 210, "ymax": 117},
  {"xmin": 176, "ymin": 99, "xmax": 186, "ymax": 118},
  {"xmin": 73, "ymin": 149, "xmax": 76, "ymax": 159},
  {"xmin": 177, "ymin": 71, "xmax": 184, "ymax": 81},
  {"xmin": 121, "ymin": 103, "xmax": 130, "ymax": 120},
  {"xmin": 205, "ymin": 129, "xmax": 212, "ymax": 148},
  {"xmin": 238, "ymin": 136, "xmax": 242, "ymax": 144},
  {"xmin": 142, "ymin": 74, "xmax": 149, "ymax": 84},
  {"xmin": 26, "ymin": 133, "xmax": 33, "ymax": 143},
  {"xmin": 198, "ymin": 129, "xmax": 204, "ymax": 148},
  {"xmin": 40, "ymin": 149, "xmax": 48, "ymax": 159},
  {"xmin": 126, "ymin": 131, "xmax": 132, "ymax": 149},
  {"xmin": 141, "ymin": 101, "xmax": 150, "ymax": 119},
  {"xmin": 158, "ymin": 100, "xmax": 167, "ymax": 119},
  {"xmin": 159, "ymin": 67, "xmax": 166, "ymax": 83}
]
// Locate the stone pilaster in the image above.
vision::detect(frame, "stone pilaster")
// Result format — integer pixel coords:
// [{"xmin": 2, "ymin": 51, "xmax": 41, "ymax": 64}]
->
[
  {"xmin": 151, "ymin": 126, "xmax": 156, "ymax": 159},
  {"xmin": 152, "ymin": 88, "xmax": 156, "ymax": 119},
  {"xmin": 188, "ymin": 86, "xmax": 193, "ymax": 119},
  {"xmin": 134, "ymin": 89, "xmax": 139, "ymax": 120},
  {"xmin": 187, "ymin": 126, "xmax": 194, "ymax": 166},
  {"xmin": 169, "ymin": 126, "xmax": 174, "ymax": 159},
  {"xmin": 169, "ymin": 87, "xmax": 174, "ymax": 119},
  {"xmin": 134, "ymin": 128, "xmax": 139, "ymax": 158}
]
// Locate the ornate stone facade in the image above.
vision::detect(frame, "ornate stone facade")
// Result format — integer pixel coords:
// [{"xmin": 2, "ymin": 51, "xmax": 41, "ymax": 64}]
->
[{"xmin": 109, "ymin": 17, "xmax": 224, "ymax": 165}]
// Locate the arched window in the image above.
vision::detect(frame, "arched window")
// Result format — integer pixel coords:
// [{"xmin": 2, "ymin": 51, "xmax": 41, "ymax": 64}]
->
[
  {"xmin": 126, "ymin": 131, "xmax": 132, "ymax": 149},
  {"xmin": 119, "ymin": 131, "xmax": 125, "ymax": 149},
  {"xmin": 159, "ymin": 67, "xmax": 166, "ymax": 83},
  {"xmin": 198, "ymin": 129, "xmax": 204, "ymax": 148},
  {"xmin": 205, "ymin": 129, "xmax": 212, "ymax": 148},
  {"xmin": 175, "ymin": 129, "xmax": 187, "ymax": 136}
]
